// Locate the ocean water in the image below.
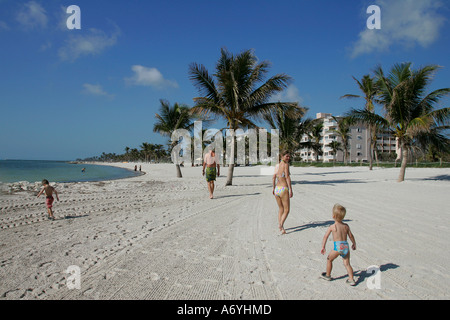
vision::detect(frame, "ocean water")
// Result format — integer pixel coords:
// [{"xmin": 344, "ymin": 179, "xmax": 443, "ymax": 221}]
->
[{"xmin": 0, "ymin": 160, "xmax": 141, "ymax": 184}]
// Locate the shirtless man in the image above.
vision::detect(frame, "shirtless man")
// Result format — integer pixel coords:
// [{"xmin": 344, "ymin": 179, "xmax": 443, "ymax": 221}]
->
[
  {"xmin": 203, "ymin": 149, "xmax": 220, "ymax": 199},
  {"xmin": 37, "ymin": 179, "xmax": 59, "ymax": 220}
]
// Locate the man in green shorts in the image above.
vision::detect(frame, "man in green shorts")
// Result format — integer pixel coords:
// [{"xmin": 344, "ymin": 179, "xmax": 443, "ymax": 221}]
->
[{"xmin": 202, "ymin": 149, "xmax": 220, "ymax": 199}]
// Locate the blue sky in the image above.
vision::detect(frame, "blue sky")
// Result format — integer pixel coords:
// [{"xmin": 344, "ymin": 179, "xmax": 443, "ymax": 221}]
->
[{"xmin": 0, "ymin": 0, "xmax": 449, "ymax": 160}]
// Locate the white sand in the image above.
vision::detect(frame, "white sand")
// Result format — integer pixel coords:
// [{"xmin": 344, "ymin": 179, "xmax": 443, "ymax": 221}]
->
[{"xmin": 0, "ymin": 163, "xmax": 449, "ymax": 300}]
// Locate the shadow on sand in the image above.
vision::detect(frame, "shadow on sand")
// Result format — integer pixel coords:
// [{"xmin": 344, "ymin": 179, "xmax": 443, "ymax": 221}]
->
[
  {"xmin": 63, "ymin": 214, "xmax": 89, "ymax": 220},
  {"xmin": 213, "ymin": 192, "xmax": 261, "ymax": 199},
  {"xmin": 291, "ymin": 179, "xmax": 366, "ymax": 186},
  {"xmin": 421, "ymin": 174, "xmax": 450, "ymax": 181},
  {"xmin": 285, "ymin": 220, "xmax": 352, "ymax": 234}
]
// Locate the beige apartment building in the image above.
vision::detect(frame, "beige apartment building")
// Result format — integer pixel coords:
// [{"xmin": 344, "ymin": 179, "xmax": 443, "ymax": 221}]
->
[{"xmin": 299, "ymin": 113, "xmax": 399, "ymax": 163}]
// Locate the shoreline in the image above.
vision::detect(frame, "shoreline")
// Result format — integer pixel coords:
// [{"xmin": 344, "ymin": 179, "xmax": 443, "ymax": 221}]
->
[
  {"xmin": 0, "ymin": 161, "xmax": 146, "ymax": 190},
  {"xmin": 0, "ymin": 164, "xmax": 449, "ymax": 299}
]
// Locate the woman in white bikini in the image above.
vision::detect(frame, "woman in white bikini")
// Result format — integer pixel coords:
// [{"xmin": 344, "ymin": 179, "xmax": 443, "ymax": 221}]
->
[{"xmin": 272, "ymin": 151, "xmax": 293, "ymax": 234}]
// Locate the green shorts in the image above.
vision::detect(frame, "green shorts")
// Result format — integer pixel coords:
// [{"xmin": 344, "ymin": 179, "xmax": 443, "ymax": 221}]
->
[{"xmin": 205, "ymin": 167, "xmax": 216, "ymax": 182}]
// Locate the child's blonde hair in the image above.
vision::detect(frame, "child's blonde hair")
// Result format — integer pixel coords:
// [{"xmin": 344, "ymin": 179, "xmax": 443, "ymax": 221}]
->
[{"xmin": 332, "ymin": 204, "xmax": 346, "ymax": 221}]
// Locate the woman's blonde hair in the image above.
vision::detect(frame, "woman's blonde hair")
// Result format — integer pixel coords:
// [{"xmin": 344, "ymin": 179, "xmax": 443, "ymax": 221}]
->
[{"xmin": 332, "ymin": 204, "xmax": 346, "ymax": 221}]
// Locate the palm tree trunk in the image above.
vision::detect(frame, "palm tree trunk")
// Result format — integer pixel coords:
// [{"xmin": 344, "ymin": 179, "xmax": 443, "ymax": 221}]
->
[
  {"xmin": 368, "ymin": 124, "xmax": 373, "ymax": 170},
  {"xmin": 398, "ymin": 147, "xmax": 408, "ymax": 182},
  {"xmin": 226, "ymin": 134, "xmax": 235, "ymax": 186},
  {"xmin": 176, "ymin": 164, "xmax": 182, "ymax": 178},
  {"xmin": 226, "ymin": 164, "xmax": 235, "ymax": 185},
  {"xmin": 373, "ymin": 140, "xmax": 379, "ymax": 167}
]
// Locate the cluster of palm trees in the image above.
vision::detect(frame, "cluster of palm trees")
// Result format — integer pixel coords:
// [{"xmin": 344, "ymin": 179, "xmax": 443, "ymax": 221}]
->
[
  {"xmin": 81, "ymin": 143, "xmax": 169, "ymax": 163},
  {"xmin": 86, "ymin": 49, "xmax": 449, "ymax": 184},
  {"xmin": 155, "ymin": 50, "xmax": 448, "ymax": 183},
  {"xmin": 153, "ymin": 48, "xmax": 305, "ymax": 184},
  {"xmin": 341, "ymin": 63, "xmax": 449, "ymax": 182}
]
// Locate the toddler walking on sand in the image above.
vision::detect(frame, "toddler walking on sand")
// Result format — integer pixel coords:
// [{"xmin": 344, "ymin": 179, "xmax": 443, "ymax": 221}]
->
[
  {"xmin": 37, "ymin": 179, "xmax": 59, "ymax": 220},
  {"xmin": 320, "ymin": 204, "xmax": 356, "ymax": 285}
]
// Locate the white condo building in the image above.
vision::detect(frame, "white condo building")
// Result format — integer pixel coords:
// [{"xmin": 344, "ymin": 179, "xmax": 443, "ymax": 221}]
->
[{"xmin": 299, "ymin": 113, "xmax": 399, "ymax": 163}]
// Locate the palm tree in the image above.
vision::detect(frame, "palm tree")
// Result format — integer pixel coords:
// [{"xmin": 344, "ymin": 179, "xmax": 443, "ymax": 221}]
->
[
  {"xmin": 327, "ymin": 140, "xmax": 343, "ymax": 164},
  {"xmin": 374, "ymin": 63, "xmax": 450, "ymax": 182},
  {"xmin": 129, "ymin": 148, "xmax": 140, "ymax": 161},
  {"xmin": 309, "ymin": 121, "xmax": 324, "ymax": 162},
  {"xmin": 189, "ymin": 48, "xmax": 298, "ymax": 185},
  {"xmin": 330, "ymin": 116, "xmax": 353, "ymax": 165},
  {"xmin": 153, "ymin": 99, "xmax": 193, "ymax": 178},
  {"xmin": 419, "ymin": 126, "xmax": 450, "ymax": 165},
  {"xmin": 263, "ymin": 104, "xmax": 309, "ymax": 154},
  {"xmin": 341, "ymin": 74, "xmax": 379, "ymax": 170},
  {"xmin": 153, "ymin": 144, "xmax": 166, "ymax": 162},
  {"xmin": 140, "ymin": 142, "xmax": 153, "ymax": 163},
  {"xmin": 124, "ymin": 146, "xmax": 130, "ymax": 161}
]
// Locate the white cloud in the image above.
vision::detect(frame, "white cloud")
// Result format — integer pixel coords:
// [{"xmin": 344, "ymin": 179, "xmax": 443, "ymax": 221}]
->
[
  {"xmin": 125, "ymin": 65, "xmax": 179, "ymax": 89},
  {"xmin": 271, "ymin": 84, "xmax": 303, "ymax": 103},
  {"xmin": 82, "ymin": 83, "xmax": 114, "ymax": 99},
  {"xmin": 58, "ymin": 28, "xmax": 119, "ymax": 62},
  {"xmin": 16, "ymin": 1, "xmax": 48, "ymax": 29},
  {"xmin": 39, "ymin": 41, "xmax": 52, "ymax": 52},
  {"xmin": 350, "ymin": 0, "xmax": 446, "ymax": 58},
  {"xmin": 0, "ymin": 21, "xmax": 9, "ymax": 31}
]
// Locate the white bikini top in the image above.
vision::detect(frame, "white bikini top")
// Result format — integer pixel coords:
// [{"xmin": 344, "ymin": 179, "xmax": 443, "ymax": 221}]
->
[{"xmin": 274, "ymin": 162, "xmax": 286, "ymax": 178}]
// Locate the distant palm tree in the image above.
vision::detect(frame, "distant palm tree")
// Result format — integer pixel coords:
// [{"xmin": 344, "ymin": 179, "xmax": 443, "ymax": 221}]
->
[
  {"xmin": 263, "ymin": 104, "xmax": 309, "ymax": 154},
  {"xmin": 129, "ymin": 148, "xmax": 140, "ymax": 161},
  {"xmin": 140, "ymin": 142, "xmax": 153, "ymax": 163},
  {"xmin": 327, "ymin": 140, "xmax": 343, "ymax": 164},
  {"xmin": 189, "ymin": 48, "xmax": 298, "ymax": 185},
  {"xmin": 341, "ymin": 74, "xmax": 379, "ymax": 170},
  {"xmin": 330, "ymin": 116, "xmax": 353, "ymax": 165},
  {"xmin": 373, "ymin": 63, "xmax": 449, "ymax": 182},
  {"xmin": 309, "ymin": 121, "xmax": 324, "ymax": 162},
  {"xmin": 124, "ymin": 146, "xmax": 130, "ymax": 161},
  {"xmin": 419, "ymin": 125, "xmax": 450, "ymax": 165},
  {"xmin": 153, "ymin": 144, "xmax": 166, "ymax": 162},
  {"xmin": 153, "ymin": 99, "xmax": 193, "ymax": 178}
]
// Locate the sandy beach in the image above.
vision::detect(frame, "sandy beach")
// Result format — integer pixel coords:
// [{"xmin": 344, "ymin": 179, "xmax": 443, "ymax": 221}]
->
[{"xmin": 0, "ymin": 163, "xmax": 449, "ymax": 300}]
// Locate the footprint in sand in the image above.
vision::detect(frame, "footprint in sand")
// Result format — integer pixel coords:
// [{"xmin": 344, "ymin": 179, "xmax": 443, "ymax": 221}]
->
[{"xmin": 150, "ymin": 272, "xmax": 160, "ymax": 281}]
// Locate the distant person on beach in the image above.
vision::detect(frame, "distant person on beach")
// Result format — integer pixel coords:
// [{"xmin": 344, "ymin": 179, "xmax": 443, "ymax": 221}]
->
[
  {"xmin": 320, "ymin": 204, "xmax": 357, "ymax": 285},
  {"xmin": 272, "ymin": 151, "xmax": 293, "ymax": 235},
  {"xmin": 203, "ymin": 149, "xmax": 220, "ymax": 199},
  {"xmin": 37, "ymin": 179, "xmax": 59, "ymax": 220},
  {"xmin": 134, "ymin": 165, "xmax": 137, "ymax": 171}
]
